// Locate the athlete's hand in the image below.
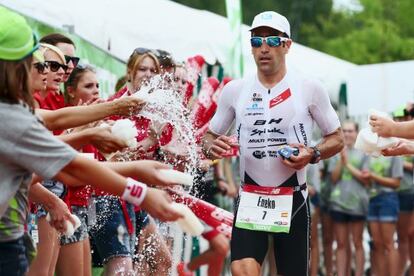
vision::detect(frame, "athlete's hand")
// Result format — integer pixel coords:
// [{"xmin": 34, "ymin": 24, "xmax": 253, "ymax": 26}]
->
[
  {"xmin": 381, "ymin": 139, "xmax": 414, "ymax": 156},
  {"xmin": 280, "ymin": 143, "xmax": 312, "ymax": 170},
  {"xmin": 140, "ymin": 188, "xmax": 183, "ymax": 222},
  {"xmin": 207, "ymin": 135, "xmax": 239, "ymax": 160},
  {"xmin": 369, "ymin": 115, "xmax": 396, "ymax": 138}
]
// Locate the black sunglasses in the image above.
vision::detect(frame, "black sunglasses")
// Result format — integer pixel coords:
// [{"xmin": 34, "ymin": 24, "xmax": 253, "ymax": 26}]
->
[
  {"xmin": 45, "ymin": 61, "xmax": 68, "ymax": 73},
  {"xmin": 33, "ymin": 62, "xmax": 49, "ymax": 74},
  {"xmin": 64, "ymin": 55, "xmax": 80, "ymax": 67}
]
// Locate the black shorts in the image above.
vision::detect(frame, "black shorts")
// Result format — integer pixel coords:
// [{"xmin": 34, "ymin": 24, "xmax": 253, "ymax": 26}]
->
[
  {"xmin": 330, "ymin": 210, "xmax": 365, "ymax": 223},
  {"xmin": 231, "ymin": 189, "xmax": 310, "ymax": 276}
]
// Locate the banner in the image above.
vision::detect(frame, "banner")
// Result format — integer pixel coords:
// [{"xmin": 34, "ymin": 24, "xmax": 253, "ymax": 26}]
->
[
  {"xmin": 22, "ymin": 14, "xmax": 126, "ymax": 99},
  {"xmin": 225, "ymin": 0, "xmax": 244, "ymax": 78}
]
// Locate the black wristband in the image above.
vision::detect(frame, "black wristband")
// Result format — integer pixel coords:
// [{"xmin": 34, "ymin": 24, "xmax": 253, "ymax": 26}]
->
[{"xmin": 310, "ymin": 146, "xmax": 321, "ymax": 164}]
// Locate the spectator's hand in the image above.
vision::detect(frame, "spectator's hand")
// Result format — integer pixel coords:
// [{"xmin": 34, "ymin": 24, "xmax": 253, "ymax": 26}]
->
[
  {"xmin": 89, "ymin": 126, "xmax": 127, "ymax": 154},
  {"xmin": 46, "ymin": 197, "xmax": 74, "ymax": 234},
  {"xmin": 129, "ymin": 160, "xmax": 182, "ymax": 187},
  {"xmin": 308, "ymin": 185, "xmax": 316, "ymax": 197},
  {"xmin": 340, "ymin": 148, "xmax": 348, "ymax": 164},
  {"xmin": 140, "ymin": 188, "xmax": 183, "ymax": 222},
  {"xmin": 217, "ymin": 179, "xmax": 238, "ymax": 198},
  {"xmin": 207, "ymin": 135, "xmax": 238, "ymax": 160},
  {"xmin": 381, "ymin": 139, "xmax": 414, "ymax": 156},
  {"xmin": 369, "ymin": 115, "xmax": 396, "ymax": 138},
  {"xmin": 113, "ymin": 96, "xmax": 146, "ymax": 116},
  {"xmin": 360, "ymin": 169, "xmax": 372, "ymax": 181},
  {"xmin": 281, "ymin": 143, "xmax": 313, "ymax": 170}
]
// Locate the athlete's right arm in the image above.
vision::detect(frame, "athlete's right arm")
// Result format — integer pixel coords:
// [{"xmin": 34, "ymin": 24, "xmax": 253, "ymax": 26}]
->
[
  {"xmin": 36, "ymin": 96, "xmax": 144, "ymax": 131},
  {"xmin": 202, "ymin": 80, "xmax": 240, "ymax": 159},
  {"xmin": 202, "ymin": 131, "xmax": 235, "ymax": 159}
]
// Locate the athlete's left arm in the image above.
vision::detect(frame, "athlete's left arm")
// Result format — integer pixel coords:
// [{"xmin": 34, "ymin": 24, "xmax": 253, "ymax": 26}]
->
[
  {"xmin": 282, "ymin": 79, "xmax": 344, "ymax": 170},
  {"xmin": 282, "ymin": 128, "xmax": 343, "ymax": 170},
  {"xmin": 307, "ymin": 78, "xmax": 344, "ymax": 160},
  {"xmin": 314, "ymin": 128, "xmax": 344, "ymax": 160}
]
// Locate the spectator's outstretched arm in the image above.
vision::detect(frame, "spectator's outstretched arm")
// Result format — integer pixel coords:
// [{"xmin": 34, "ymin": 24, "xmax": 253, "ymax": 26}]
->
[
  {"xmin": 58, "ymin": 126, "xmax": 126, "ymax": 153},
  {"xmin": 36, "ymin": 96, "xmax": 144, "ymax": 130},
  {"xmin": 382, "ymin": 139, "xmax": 414, "ymax": 156},
  {"xmin": 54, "ymin": 155, "xmax": 181, "ymax": 222},
  {"xmin": 370, "ymin": 115, "xmax": 414, "ymax": 139}
]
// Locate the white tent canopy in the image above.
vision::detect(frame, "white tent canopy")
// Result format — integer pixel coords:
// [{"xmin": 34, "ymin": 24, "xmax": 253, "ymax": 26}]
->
[
  {"xmin": 1, "ymin": 0, "xmax": 356, "ymax": 100},
  {"xmin": 347, "ymin": 60, "xmax": 414, "ymax": 116}
]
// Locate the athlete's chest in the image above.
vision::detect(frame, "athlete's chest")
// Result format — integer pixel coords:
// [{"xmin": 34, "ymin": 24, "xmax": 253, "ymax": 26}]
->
[{"xmin": 238, "ymin": 85, "xmax": 312, "ymax": 141}]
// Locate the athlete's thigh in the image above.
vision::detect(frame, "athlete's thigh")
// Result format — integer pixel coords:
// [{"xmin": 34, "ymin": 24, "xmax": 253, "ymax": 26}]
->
[
  {"xmin": 231, "ymin": 225, "xmax": 269, "ymax": 265},
  {"xmin": 273, "ymin": 196, "xmax": 310, "ymax": 276}
]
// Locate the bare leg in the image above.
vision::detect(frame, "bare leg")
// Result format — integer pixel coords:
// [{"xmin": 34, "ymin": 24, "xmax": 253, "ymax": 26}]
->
[
  {"xmin": 231, "ymin": 258, "xmax": 261, "ymax": 276},
  {"xmin": 135, "ymin": 220, "xmax": 171, "ymax": 276},
  {"xmin": 28, "ymin": 217, "xmax": 60, "ymax": 276},
  {"xmin": 187, "ymin": 234, "xmax": 229, "ymax": 276},
  {"xmin": 370, "ymin": 221, "xmax": 386, "ymax": 276},
  {"xmin": 321, "ymin": 212, "xmax": 334, "ymax": 276},
  {"xmin": 350, "ymin": 221, "xmax": 365, "ymax": 276},
  {"xmin": 380, "ymin": 222, "xmax": 398, "ymax": 276},
  {"xmin": 104, "ymin": 257, "xmax": 133, "ymax": 276},
  {"xmin": 397, "ymin": 212, "xmax": 410, "ymax": 276},
  {"xmin": 56, "ymin": 241, "xmax": 84, "ymax": 276},
  {"xmin": 56, "ymin": 238, "xmax": 91, "ymax": 276},
  {"xmin": 334, "ymin": 222, "xmax": 350, "ymax": 276}
]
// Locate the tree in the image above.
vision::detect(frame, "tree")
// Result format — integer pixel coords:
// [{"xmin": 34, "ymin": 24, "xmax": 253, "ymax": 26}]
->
[{"xmin": 170, "ymin": 0, "xmax": 414, "ymax": 64}]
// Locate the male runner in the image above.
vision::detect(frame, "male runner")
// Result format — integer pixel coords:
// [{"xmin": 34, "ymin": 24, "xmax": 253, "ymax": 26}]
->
[{"xmin": 202, "ymin": 11, "xmax": 344, "ymax": 276}]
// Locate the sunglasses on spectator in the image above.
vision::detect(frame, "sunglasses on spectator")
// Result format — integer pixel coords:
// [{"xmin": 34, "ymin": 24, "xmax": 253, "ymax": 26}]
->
[
  {"xmin": 46, "ymin": 61, "xmax": 68, "ymax": 72},
  {"xmin": 64, "ymin": 55, "xmax": 80, "ymax": 67},
  {"xmin": 250, "ymin": 36, "xmax": 289, "ymax": 48},
  {"xmin": 33, "ymin": 62, "xmax": 49, "ymax": 74}
]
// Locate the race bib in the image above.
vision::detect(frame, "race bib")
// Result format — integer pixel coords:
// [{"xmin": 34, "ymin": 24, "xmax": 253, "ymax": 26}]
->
[{"xmin": 235, "ymin": 185, "xmax": 293, "ymax": 233}]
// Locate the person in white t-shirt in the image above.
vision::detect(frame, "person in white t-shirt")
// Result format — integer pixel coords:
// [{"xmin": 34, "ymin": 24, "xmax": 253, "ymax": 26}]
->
[{"xmin": 202, "ymin": 11, "xmax": 344, "ymax": 276}]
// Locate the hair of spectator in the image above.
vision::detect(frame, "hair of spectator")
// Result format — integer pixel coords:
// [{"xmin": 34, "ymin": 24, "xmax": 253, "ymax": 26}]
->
[
  {"xmin": 126, "ymin": 51, "xmax": 160, "ymax": 82},
  {"xmin": 40, "ymin": 33, "xmax": 76, "ymax": 48},
  {"xmin": 64, "ymin": 65, "xmax": 96, "ymax": 104},
  {"xmin": 0, "ymin": 57, "xmax": 34, "ymax": 111}
]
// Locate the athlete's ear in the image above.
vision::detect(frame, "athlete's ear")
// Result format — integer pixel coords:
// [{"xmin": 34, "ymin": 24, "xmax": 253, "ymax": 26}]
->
[{"xmin": 284, "ymin": 39, "xmax": 292, "ymax": 53}]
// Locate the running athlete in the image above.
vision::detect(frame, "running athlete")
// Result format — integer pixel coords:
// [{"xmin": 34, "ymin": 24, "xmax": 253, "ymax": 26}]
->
[{"xmin": 202, "ymin": 11, "xmax": 344, "ymax": 276}]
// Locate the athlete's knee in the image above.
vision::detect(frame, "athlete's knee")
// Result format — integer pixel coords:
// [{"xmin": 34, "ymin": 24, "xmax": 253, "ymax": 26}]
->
[{"xmin": 231, "ymin": 259, "xmax": 260, "ymax": 276}]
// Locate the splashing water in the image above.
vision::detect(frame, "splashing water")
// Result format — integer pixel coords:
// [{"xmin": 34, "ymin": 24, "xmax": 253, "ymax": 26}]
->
[{"xmin": 130, "ymin": 74, "xmax": 200, "ymax": 177}]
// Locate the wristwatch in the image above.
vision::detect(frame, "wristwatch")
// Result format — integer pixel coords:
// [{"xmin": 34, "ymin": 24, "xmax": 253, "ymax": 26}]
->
[{"xmin": 310, "ymin": 146, "xmax": 321, "ymax": 164}]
